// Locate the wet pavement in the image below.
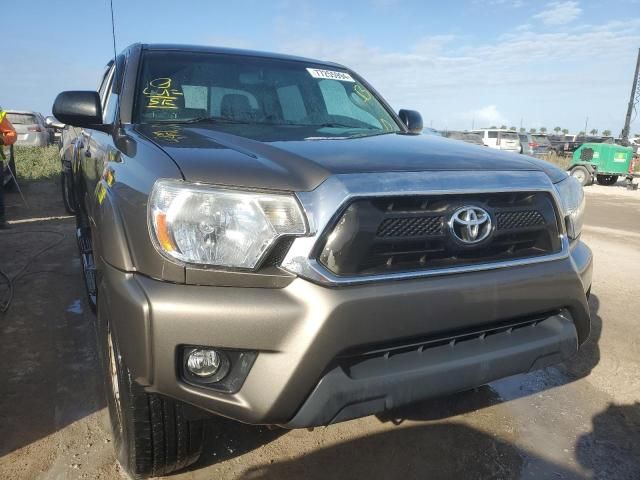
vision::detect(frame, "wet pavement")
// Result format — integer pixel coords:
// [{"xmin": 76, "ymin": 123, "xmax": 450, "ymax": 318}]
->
[{"xmin": 0, "ymin": 181, "xmax": 638, "ymax": 480}]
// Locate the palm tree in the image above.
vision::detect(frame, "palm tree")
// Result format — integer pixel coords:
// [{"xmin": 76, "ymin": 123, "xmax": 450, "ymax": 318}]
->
[
  {"xmin": 499, "ymin": 124, "xmax": 508, "ymax": 130},
  {"xmin": 519, "ymin": 127, "xmax": 526, "ymax": 133},
  {"xmin": 578, "ymin": 131, "xmax": 586, "ymax": 136},
  {"xmin": 554, "ymin": 126, "xmax": 562, "ymax": 133},
  {"xmin": 602, "ymin": 129, "xmax": 611, "ymax": 136},
  {"xmin": 509, "ymin": 126, "xmax": 517, "ymax": 131},
  {"xmin": 490, "ymin": 125, "xmax": 497, "ymax": 129},
  {"xmin": 529, "ymin": 128, "xmax": 537, "ymax": 133},
  {"xmin": 562, "ymin": 128, "xmax": 569, "ymax": 135},
  {"xmin": 540, "ymin": 127, "xmax": 547, "ymax": 134},
  {"xmin": 589, "ymin": 128, "xmax": 598, "ymax": 135}
]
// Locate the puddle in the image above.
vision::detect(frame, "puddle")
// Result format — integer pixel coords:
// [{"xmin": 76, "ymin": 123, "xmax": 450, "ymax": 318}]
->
[{"xmin": 66, "ymin": 299, "xmax": 83, "ymax": 315}]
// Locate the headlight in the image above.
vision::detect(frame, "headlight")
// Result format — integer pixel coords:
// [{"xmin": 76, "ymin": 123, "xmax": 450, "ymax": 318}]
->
[
  {"xmin": 554, "ymin": 176, "xmax": 585, "ymax": 240},
  {"xmin": 149, "ymin": 180, "xmax": 307, "ymax": 269}
]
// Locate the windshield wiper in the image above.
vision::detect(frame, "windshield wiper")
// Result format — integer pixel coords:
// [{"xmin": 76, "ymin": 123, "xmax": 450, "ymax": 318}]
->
[
  {"xmin": 149, "ymin": 116, "xmax": 251, "ymax": 125},
  {"xmin": 288, "ymin": 122, "xmax": 378, "ymax": 130}
]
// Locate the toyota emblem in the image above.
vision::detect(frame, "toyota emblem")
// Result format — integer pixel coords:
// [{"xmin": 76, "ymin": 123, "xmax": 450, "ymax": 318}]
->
[{"xmin": 448, "ymin": 206, "xmax": 492, "ymax": 244}]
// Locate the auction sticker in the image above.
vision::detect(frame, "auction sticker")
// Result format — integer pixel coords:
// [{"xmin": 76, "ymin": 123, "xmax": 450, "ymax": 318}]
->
[{"xmin": 306, "ymin": 68, "xmax": 355, "ymax": 82}]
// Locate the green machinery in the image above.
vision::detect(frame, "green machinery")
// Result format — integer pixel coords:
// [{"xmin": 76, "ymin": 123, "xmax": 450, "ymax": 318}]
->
[{"xmin": 568, "ymin": 143, "xmax": 637, "ymax": 187}]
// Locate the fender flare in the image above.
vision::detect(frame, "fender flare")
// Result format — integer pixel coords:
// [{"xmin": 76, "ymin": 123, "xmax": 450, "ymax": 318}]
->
[{"xmin": 92, "ymin": 179, "xmax": 135, "ymax": 272}]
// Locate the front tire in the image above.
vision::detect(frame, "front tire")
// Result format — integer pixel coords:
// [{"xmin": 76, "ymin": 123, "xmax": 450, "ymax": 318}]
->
[
  {"xmin": 98, "ymin": 295, "xmax": 204, "ymax": 478},
  {"xmin": 570, "ymin": 165, "xmax": 593, "ymax": 186}
]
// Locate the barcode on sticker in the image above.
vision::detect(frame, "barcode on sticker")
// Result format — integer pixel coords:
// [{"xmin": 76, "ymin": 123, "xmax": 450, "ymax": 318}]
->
[{"xmin": 306, "ymin": 68, "xmax": 355, "ymax": 82}]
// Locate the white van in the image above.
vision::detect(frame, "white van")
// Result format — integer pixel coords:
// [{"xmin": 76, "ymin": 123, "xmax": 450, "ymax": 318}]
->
[{"xmin": 472, "ymin": 129, "xmax": 521, "ymax": 153}]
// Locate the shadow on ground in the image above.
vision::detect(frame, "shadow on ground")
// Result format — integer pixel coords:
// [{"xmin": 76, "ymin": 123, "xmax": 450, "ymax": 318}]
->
[{"xmin": 0, "ymin": 182, "xmax": 105, "ymax": 457}]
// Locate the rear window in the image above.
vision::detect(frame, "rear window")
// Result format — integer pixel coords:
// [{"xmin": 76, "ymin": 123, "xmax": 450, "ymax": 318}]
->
[
  {"xmin": 487, "ymin": 131, "xmax": 498, "ymax": 139},
  {"xmin": 532, "ymin": 135, "xmax": 551, "ymax": 145},
  {"xmin": 6, "ymin": 113, "xmax": 37, "ymax": 125},
  {"xmin": 499, "ymin": 132, "xmax": 518, "ymax": 140}
]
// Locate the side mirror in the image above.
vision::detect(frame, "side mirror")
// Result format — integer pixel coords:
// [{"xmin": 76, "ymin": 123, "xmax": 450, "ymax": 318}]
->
[
  {"xmin": 398, "ymin": 109, "xmax": 423, "ymax": 134},
  {"xmin": 52, "ymin": 91, "xmax": 108, "ymax": 132}
]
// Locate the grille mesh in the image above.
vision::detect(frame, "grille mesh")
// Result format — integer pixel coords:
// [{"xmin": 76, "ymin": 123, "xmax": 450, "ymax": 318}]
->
[
  {"xmin": 496, "ymin": 210, "xmax": 545, "ymax": 230},
  {"xmin": 377, "ymin": 216, "xmax": 443, "ymax": 238}
]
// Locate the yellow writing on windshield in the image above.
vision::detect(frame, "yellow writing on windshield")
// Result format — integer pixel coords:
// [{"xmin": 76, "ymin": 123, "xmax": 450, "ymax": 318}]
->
[
  {"xmin": 353, "ymin": 84, "xmax": 372, "ymax": 103},
  {"xmin": 143, "ymin": 78, "xmax": 183, "ymax": 109},
  {"xmin": 379, "ymin": 118, "xmax": 394, "ymax": 131}
]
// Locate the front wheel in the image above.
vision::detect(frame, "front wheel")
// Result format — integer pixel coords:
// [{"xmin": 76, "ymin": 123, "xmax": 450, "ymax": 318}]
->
[
  {"xmin": 570, "ymin": 165, "xmax": 593, "ymax": 186},
  {"xmin": 98, "ymin": 297, "xmax": 204, "ymax": 478},
  {"xmin": 596, "ymin": 174, "xmax": 618, "ymax": 186}
]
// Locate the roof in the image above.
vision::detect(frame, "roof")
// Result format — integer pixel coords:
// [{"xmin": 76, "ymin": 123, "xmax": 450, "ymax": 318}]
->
[
  {"xmin": 5, "ymin": 110, "xmax": 40, "ymax": 115},
  {"xmin": 139, "ymin": 43, "xmax": 345, "ymax": 69}
]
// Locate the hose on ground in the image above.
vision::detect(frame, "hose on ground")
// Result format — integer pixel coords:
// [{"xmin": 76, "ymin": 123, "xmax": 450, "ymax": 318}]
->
[{"xmin": 0, "ymin": 229, "xmax": 66, "ymax": 313}]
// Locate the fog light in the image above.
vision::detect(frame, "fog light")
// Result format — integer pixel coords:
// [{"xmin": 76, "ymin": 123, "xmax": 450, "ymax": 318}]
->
[{"xmin": 186, "ymin": 349, "xmax": 221, "ymax": 377}]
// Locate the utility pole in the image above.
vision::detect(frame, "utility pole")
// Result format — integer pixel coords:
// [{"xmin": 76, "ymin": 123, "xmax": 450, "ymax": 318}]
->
[
  {"xmin": 584, "ymin": 116, "xmax": 588, "ymax": 137},
  {"xmin": 621, "ymin": 48, "xmax": 640, "ymax": 143}
]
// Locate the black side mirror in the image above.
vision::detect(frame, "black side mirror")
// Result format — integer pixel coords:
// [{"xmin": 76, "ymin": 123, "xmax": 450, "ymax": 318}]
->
[
  {"xmin": 398, "ymin": 109, "xmax": 423, "ymax": 134},
  {"xmin": 53, "ymin": 91, "xmax": 109, "ymax": 132}
]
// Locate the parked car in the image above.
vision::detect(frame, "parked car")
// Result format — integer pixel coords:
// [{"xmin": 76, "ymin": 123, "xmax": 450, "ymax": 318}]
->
[
  {"xmin": 53, "ymin": 43, "xmax": 592, "ymax": 479},
  {"xmin": 518, "ymin": 132, "xmax": 551, "ymax": 156},
  {"xmin": 472, "ymin": 128, "xmax": 521, "ymax": 152},
  {"xmin": 443, "ymin": 130, "xmax": 485, "ymax": 146},
  {"xmin": 45, "ymin": 115, "xmax": 65, "ymax": 146},
  {"xmin": 422, "ymin": 127, "xmax": 443, "ymax": 136},
  {"xmin": 5, "ymin": 110, "xmax": 49, "ymax": 147}
]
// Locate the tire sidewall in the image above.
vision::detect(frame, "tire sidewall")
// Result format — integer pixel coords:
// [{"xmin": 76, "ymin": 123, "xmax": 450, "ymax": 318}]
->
[{"xmin": 97, "ymin": 293, "xmax": 138, "ymax": 476}]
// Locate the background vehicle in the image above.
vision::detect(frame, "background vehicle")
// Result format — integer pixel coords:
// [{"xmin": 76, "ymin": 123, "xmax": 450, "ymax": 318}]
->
[
  {"xmin": 517, "ymin": 133, "xmax": 551, "ymax": 157},
  {"xmin": 5, "ymin": 110, "xmax": 49, "ymax": 147},
  {"xmin": 472, "ymin": 128, "xmax": 521, "ymax": 152},
  {"xmin": 422, "ymin": 127, "xmax": 443, "ymax": 136},
  {"xmin": 53, "ymin": 43, "xmax": 592, "ymax": 479},
  {"xmin": 443, "ymin": 130, "xmax": 485, "ymax": 146},
  {"xmin": 568, "ymin": 142, "xmax": 636, "ymax": 186},
  {"xmin": 45, "ymin": 115, "xmax": 65, "ymax": 146}
]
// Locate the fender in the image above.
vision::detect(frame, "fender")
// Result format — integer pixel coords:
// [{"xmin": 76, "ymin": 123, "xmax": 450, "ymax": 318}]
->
[{"xmin": 92, "ymin": 177, "xmax": 135, "ymax": 272}]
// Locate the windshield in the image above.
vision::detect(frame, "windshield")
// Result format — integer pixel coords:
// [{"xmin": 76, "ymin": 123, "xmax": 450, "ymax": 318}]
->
[
  {"xmin": 7, "ymin": 113, "xmax": 37, "ymax": 125},
  {"xmin": 134, "ymin": 51, "xmax": 401, "ymax": 138}
]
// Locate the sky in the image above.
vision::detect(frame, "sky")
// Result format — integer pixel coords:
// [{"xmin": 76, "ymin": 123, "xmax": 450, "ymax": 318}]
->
[{"xmin": 2, "ymin": 0, "xmax": 639, "ymax": 135}]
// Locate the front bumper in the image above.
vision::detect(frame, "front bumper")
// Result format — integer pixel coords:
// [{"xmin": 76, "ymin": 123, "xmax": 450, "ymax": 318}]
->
[{"xmin": 101, "ymin": 241, "xmax": 592, "ymax": 427}]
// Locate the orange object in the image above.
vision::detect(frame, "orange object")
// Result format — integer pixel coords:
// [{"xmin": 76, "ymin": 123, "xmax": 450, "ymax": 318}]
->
[{"xmin": 0, "ymin": 110, "xmax": 17, "ymax": 146}]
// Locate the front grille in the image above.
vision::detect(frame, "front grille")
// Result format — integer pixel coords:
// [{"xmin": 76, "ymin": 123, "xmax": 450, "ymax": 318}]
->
[{"xmin": 316, "ymin": 192, "xmax": 561, "ymax": 277}]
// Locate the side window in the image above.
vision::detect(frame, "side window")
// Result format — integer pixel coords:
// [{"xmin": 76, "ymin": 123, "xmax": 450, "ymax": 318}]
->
[
  {"xmin": 277, "ymin": 85, "xmax": 307, "ymax": 122},
  {"xmin": 99, "ymin": 66, "xmax": 115, "ymax": 111},
  {"xmin": 488, "ymin": 131, "xmax": 498, "ymax": 139},
  {"xmin": 102, "ymin": 69, "xmax": 117, "ymax": 124},
  {"xmin": 318, "ymin": 80, "xmax": 379, "ymax": 127}
]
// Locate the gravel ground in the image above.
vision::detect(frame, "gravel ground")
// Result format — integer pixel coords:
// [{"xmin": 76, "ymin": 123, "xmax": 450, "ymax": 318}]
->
[{"xmin": 0, "ymin": 180, "xmax": 638, "ymax": 480}]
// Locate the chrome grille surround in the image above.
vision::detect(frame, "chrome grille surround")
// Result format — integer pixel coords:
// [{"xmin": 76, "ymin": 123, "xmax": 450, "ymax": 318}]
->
[{"xmin": 282, "ymin": 171, "xmax": 569, "ymax": 286}]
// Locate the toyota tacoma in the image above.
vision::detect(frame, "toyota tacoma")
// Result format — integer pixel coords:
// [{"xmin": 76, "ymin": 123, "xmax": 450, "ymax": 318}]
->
[{"xmin": 53, "ymin": 44, "xmax": 592, "ymax": 478}]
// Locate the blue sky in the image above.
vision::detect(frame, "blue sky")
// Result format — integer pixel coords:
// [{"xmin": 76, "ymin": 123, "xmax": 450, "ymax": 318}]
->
[{"xmin": 2, "ymin": 0, "xmax": 639, "ymax": 134}]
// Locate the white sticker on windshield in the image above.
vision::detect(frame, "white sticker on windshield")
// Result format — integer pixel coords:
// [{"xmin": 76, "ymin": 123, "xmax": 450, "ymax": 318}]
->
[{"xmin": 306, "ymin": 68, "xmax": 355, "ymax": 82}]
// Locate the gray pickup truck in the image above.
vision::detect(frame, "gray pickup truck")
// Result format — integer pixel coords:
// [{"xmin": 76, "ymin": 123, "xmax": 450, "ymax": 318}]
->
[{"xmin": 54, "ymin": 44, "xmax": 592, "ymax": 478}]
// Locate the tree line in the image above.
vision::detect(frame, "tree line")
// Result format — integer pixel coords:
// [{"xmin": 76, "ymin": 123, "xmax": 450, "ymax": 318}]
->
[{"xmin": 488, "ymin": 125, "xmax": 615, "ymax": 137}]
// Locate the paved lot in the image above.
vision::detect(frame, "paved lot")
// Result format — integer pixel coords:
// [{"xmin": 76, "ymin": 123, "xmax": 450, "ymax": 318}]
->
[{"xmin": 0, "ymin": 179, "xmax": 639, "ymax": 480}]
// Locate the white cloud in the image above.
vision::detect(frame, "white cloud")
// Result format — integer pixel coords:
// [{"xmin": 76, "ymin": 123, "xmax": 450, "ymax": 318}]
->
[
  {"xmin": 462, "ymin": 105, "xmax": 508, "ymax": 128},
  {"xmin": 533, "ymin": 1, "xmax": 582, "ymax": 25}
]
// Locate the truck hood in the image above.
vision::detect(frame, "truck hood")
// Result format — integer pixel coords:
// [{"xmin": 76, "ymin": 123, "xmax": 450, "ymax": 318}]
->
[{"xmin": 136, "ymin": 124, "xmax": 567, "ymax": 191}]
